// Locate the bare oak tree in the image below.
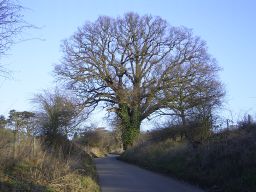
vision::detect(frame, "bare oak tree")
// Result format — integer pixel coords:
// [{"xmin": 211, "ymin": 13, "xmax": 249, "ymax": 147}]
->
[{"xmin": 55, "ymin": 13, "xmax": 224, "ymax": 149}]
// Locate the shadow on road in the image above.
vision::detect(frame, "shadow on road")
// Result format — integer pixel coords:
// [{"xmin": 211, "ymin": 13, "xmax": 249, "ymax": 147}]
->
[{"xmin": 95, "ymin": 155, "xmax": 204, "ymax": 192}]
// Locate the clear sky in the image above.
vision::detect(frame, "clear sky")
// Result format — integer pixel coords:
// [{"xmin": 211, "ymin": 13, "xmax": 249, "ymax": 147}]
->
[{"xmin": 0, "ymin": 0, "xmax": 256, "ymax": 128}]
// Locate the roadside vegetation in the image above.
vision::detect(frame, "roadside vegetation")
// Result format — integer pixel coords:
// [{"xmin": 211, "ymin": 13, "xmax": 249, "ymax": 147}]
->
[
  {"xmin": 0, "ymin": 90, "xmax": 101, "ymax": 192},
  {"xmin": 120, "ymin": 116, "xmax": 256, "ymax": 192},
  {"xmin": 0, "ymin": 124, "xmax": 100, "ymax": 192}
]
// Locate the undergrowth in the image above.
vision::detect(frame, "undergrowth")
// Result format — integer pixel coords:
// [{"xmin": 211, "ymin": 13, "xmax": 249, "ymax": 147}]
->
[
  {"xmin": 0, "ymin": 128, "xmax": 100, "ymax": 192},
  {"xmin": 120, "ymin": 120, "xmax": 256, "ymax": 192}
]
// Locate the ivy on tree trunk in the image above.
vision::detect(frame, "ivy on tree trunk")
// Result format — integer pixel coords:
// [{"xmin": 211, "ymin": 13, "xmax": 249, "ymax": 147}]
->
[{"xmin": 118, "ymin": 104, "xmax": 141, "ymax": 150}]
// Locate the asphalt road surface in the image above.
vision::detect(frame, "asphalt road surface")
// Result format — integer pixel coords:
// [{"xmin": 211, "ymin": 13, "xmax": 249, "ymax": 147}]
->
[{"xmin": 94, "ymin": 155, "xmax": 204, "ymax": 192}]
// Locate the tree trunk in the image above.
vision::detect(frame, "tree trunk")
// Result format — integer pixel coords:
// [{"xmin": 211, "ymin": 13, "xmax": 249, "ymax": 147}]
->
[
  {"xmin": 13, "ymin": 129, "xmax": 17, "ymax": 159},
  {"xmin": 179, "ymin": 111, "xmax": 186, "ymax": 140},
  {"xmin": 118, "ymin": 104, "xmax": 141, "ymax": 150},
  {"xmin": 180, "ymin": 110, "xmax": 186, "ymax": 126}
]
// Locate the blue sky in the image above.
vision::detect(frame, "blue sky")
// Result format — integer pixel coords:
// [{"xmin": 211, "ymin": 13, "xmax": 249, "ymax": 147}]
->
[{"xmin": 0, "ymin": 0, "xmax": 256, "ymax": 128}]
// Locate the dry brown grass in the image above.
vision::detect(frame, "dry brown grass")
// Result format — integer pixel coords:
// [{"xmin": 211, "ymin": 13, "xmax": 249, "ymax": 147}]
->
[{"xmin": 0, "ymin": 128, "xmax": 100, "ymax": 192}]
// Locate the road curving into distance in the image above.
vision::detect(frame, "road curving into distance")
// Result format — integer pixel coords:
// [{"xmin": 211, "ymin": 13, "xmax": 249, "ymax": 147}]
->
[{"xmin": 94, "ymin": 154, "xmax": 204, "ymax": 192}]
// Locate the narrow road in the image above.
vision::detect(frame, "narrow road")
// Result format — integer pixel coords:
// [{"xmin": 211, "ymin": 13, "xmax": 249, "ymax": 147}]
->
[{"xmin": 94, "ymin": 155, "xmax": 204, "ymax": 192}]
